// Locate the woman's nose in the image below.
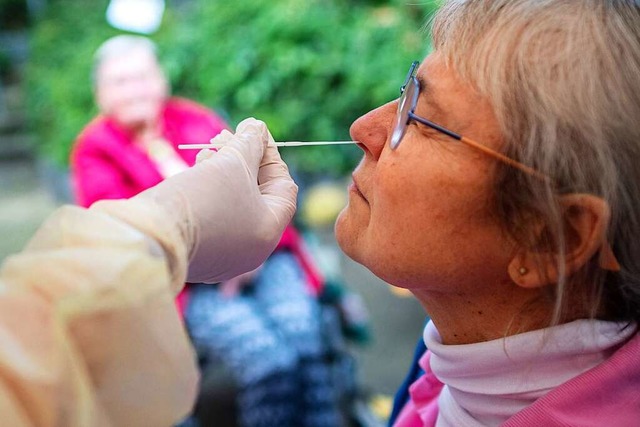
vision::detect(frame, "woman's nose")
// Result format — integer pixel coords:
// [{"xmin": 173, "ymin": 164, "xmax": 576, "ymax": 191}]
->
[{"xmin": 349, "ymin": 100, "xmax": 397, "ymax": 160}]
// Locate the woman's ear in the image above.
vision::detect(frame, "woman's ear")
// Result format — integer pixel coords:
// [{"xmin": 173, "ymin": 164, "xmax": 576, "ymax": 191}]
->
[{"xmin": 507, "ymin": 194, "xmax": 611, "ymax": 288}]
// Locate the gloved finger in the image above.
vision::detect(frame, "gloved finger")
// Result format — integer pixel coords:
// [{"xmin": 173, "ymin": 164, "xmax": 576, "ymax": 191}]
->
[
  {"xmin": 250, "ymin": 121, "xmax": 297, "ymax": 223},
  {"xmin": 257, "ymin": 124, "xmax": 295, "ymax": 191},
  {"xmin": 204, "ymin": 129, "xmax": 234, "ymax": 150},
  {"xmin": 197, "ymin": 129, "xmax": 236, "ymax": 163},
  {"xmin": 260, "ymin": 180, "xmax": 298, "ymax": 230},
  {"xmin": 195, "ymin": 148, "xmax": 217, "ymax": 164},
  {"xmin": 258, "ymin": 143, "xmax": 290, "ymax": 185},
  {"xmin": 209, "ymin": 128, "xmax": 234, "ymax": 146},
  {"xmin": 259, "ymin": 164, "xmax": 297, "ymax": 230},
  {"xmin": 220, "ymin": 118, "xmax": 267, "ymax": 172},
  {"xmin": 258, "ymin": 144, "xmax": 297, "ymax": 203}
]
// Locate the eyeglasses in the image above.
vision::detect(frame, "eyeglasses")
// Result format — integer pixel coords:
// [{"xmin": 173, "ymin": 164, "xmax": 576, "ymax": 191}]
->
[
  {"xmin": 389, "ymin": 61, "xmax": 621, "ymax": 272},
  {"xmin": 390, "ymin": 61, "xmax": 547, "ymax": 182}
]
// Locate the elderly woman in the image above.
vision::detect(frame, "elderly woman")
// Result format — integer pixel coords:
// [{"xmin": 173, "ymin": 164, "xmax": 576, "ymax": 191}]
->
[
  {"xmin": 71, "ymin": 35, "xmax": 228, "ymax": 206},
  {"xmin": 333, "ymin": 1, "xmax": 640, "ymax": 426}
]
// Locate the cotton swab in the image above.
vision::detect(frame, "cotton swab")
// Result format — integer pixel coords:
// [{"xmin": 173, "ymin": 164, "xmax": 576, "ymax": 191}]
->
[{"xmin": 178, "ymin": 141, "xmax": 358, "ymax": 150}]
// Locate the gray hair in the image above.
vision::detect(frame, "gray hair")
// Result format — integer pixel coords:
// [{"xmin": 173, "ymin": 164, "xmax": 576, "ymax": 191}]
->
[
  {"xmin": 92, "ymin": 35, "xmax": 160, "ymax": 85},
  {"xmin": 431, "ymin": 0, "xmax": 640, "ymax": 325}
]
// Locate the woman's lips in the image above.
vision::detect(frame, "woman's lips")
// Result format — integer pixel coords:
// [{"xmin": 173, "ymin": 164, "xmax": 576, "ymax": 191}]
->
[{"xmin": 349, "ymin": 175, "xmax": 367, "ymax": 201}]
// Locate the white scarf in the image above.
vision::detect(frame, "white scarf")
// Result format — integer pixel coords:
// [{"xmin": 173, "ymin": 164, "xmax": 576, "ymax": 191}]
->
[{"xmin": 423, "ymin": 319, "xmax": 635, "ymax": 427}]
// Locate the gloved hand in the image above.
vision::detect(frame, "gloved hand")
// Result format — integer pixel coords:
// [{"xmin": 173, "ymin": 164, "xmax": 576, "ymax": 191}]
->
[{"xmin": 93, "ymin": 118, "xmax": 297, "ymax": 286}]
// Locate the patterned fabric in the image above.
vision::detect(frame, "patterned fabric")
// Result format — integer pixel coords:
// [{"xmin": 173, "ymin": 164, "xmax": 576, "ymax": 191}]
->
[{"xmin": 185, "ymin": 251, "xmax": 342, "ymax": 427}]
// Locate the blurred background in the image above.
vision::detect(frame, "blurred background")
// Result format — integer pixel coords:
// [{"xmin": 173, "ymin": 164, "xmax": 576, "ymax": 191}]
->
[{"xmin": 0, "ymin": 0, "xmax": 436, "ymax": 423}]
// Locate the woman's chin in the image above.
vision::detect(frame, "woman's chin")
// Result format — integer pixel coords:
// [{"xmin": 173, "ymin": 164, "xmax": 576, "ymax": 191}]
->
[{"xmin": 334, "ymin": 208, "xmax": 360, "ymax": 261}]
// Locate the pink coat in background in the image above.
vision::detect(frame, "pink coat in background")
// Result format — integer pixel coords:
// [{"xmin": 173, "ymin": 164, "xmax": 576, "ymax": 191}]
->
[{"xmin": 71, "ymin": 97, "xmax": 228, "ymax": 207}]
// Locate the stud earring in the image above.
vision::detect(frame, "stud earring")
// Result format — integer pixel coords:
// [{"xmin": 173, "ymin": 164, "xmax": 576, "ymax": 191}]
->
[{"xmin": 518, "ymin": 267, "xmax": 528, "ymax": 275}]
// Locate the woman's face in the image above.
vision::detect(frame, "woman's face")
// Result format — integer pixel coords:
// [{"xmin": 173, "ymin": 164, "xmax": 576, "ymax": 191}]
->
[
  {"xmin": 96, "ymin": 49, "xmax": 168, "ymax": 132},
  {"xmin": 335, "ymin": 53, "xmax": 515, "ymax": 292}
]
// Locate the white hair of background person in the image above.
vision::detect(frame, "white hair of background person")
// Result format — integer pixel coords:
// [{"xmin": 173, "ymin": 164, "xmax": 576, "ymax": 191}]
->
[{"xmin": 92, "ymin": 34, "xmax": 160, "ymax": 86}]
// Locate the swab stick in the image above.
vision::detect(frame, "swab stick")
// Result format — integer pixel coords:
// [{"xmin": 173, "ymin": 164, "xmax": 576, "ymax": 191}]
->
[{"xmin": 178, "ymin": 141, "xmax": 358, "ymax": 150}]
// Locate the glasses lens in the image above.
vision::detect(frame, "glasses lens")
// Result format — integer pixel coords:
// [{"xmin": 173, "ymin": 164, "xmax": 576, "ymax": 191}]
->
[{"xmin": 390, "ymin": 76, "xmax": 418, "ymax": 150}]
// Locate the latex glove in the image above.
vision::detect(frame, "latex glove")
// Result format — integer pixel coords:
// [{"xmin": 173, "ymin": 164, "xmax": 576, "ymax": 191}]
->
[{"xmin": 94, "ymin": 118, "xmax": 297, "ymax": 286}]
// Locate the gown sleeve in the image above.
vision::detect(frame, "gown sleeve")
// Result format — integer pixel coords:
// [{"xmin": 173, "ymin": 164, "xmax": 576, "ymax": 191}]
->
[{"xmin": 0, "ymin": 205, "xmax": 198, "ymax": 427}]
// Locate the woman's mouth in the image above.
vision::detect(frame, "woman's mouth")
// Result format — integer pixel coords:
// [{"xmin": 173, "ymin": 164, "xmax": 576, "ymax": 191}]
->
[{"xmin": 349, "ymin": 175, "xmax": 367, "ymax": 201}]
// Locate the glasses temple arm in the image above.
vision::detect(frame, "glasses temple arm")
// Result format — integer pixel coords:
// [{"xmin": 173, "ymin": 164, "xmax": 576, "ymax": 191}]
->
[{"xmin": 409, "ymin": 112, "xmax": 549, "ymax": 182}]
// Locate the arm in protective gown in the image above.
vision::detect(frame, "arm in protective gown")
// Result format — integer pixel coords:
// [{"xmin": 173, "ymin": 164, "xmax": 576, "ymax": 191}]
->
[{"xmin": 0, "ymin": 118, "xmax": 297, "ymax": 427}]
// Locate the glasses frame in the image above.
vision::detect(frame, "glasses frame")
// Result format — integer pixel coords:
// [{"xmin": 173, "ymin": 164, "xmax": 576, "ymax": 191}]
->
[{"xmin": 390, "ymin": 61, "xmax": 548, "ymax": 182}]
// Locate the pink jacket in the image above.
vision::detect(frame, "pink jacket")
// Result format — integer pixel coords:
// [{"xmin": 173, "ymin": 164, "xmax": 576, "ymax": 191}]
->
[
  {"xmin": 71, "ymin": 97, "xmax": 228, "ymax": 207},
  {"xmin": 395, "ymin": 331, "xmax": 640, "ymax": 426}
]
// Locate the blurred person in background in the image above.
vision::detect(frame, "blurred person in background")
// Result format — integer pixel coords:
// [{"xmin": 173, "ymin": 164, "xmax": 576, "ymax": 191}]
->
[
  {"xmin": 70, "ymin": 33, "xmax": 226, "ymax": 317},
  {"xmin": 71, "ymin": 34, "xmax": 228, "ymax": 207},
  {"xmin": 72, "ymin": 35, "xmax": 343, "ymax": 427}
]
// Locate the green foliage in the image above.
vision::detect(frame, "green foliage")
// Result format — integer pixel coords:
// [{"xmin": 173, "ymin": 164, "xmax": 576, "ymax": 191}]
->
[
  {"xmin": 26, "ymin": 0, "xmax": 436, "ymax": 175},
  {"xmin": 0, "ymin": 51, "xmax": 10, "ymax": 80},
  {"xmin": 0, "ymin": 0, "xmax": 29, "ymax": 28},
  {"xmin": 26, "ymin": 0, "xmax": 122, "ymax": 165}
]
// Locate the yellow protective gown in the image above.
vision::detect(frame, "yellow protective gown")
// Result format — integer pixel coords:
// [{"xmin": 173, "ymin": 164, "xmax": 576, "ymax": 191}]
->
[{"xmin": 0, "ymin": 204, "xmax": 198, "ymax": 426}]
